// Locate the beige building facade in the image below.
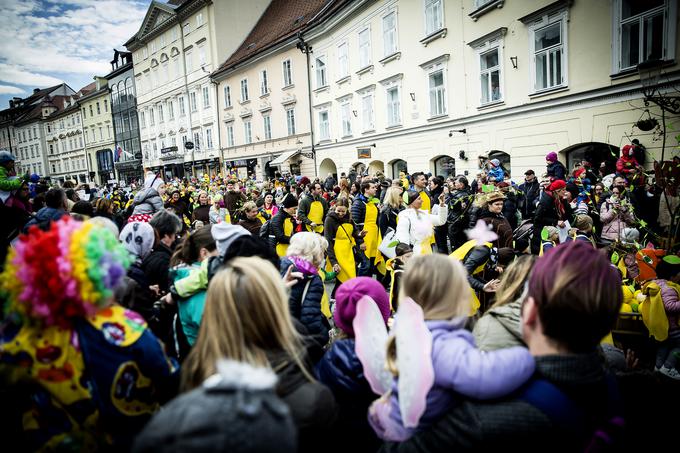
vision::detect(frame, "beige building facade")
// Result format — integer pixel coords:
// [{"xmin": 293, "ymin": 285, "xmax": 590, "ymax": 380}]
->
[
  {"xmin": 126, "ymin": 0, "xmax": 268, "ymax": 179},
  {"xmin": 80, "ymin": 77, "xmax": 115, "ymax": 185},
  {"xmin": 305, "ymin": 0, "xmax": 679, "ymax": 181}
]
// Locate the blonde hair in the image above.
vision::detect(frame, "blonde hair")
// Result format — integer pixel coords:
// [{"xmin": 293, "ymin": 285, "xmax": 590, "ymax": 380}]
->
[
  {"xmin": 242, "ymin": 201, "xmax": 257, "ymax": 212},
  {"xmin": 180, "ymin": 256, "xmax": 312, "ymax": 391},
  {"xmin": 387, "ymin": 254, "xmax": 472, "ymax": 376},
  {"xmin": 490, "ymin": 255, "xmax": 536, "ymax": 309},
  {"xmin": 383, "ymin": 186, "xmax": 404, "ymax": 210},
  {"xmin": 286, "ymin": 232, "xmax": 328, "ymax": 268}
]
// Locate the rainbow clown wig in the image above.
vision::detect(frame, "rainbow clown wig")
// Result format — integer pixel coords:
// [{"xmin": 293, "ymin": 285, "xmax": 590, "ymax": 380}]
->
[{"xmin": 0, "ymin": 218, "xmax": 132, "ymax": 328}]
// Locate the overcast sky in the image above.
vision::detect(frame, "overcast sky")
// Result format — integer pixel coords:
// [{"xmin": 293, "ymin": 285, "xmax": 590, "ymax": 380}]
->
[{"xmin": 0, "ymin": 0, "xmax": 149, "ymax": 109}]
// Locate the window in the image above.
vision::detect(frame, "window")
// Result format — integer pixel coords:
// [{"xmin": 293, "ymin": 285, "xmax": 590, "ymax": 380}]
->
[
  {"xmin": 150, "ymin": 40, "xmax": 157, "ymax": 54},
  {"xmin": 244, "ymin": 120, "xmax": 252, "ymax": 144},
  {"xmin": 193, "ymin": 131, "xmax": 201, "ymax": 149},
  {"xmin": 205, "ymin": 127, "xmax": 213, "ymax": 148},
  {"xmin": 162, "ymin": 62, "xmax": 169, "ymax": 83},
  {"xmin": 178, "ymin": 96, "xmax": 186, "ymax": 116},
  {"xmin": 183, "ymin": 22, "xmax": 191, "ymax": 36},
  {"xmin": 383, "ymin": 12, "xmax": 398, "ymax": 57},
  {"xmin": 107, "ymin": 125, "xmax": 111, "ymax": 138},
  {"xmin": 480, "ymin": 48, "xmax": 502, "ymax": 103},
  {"xmin": 82, "ymin": 108, "xmax": 87, "ymax": 119},
  {"xmin": 260, "ymin": 69, "xmax": 269, "ymax": 95},
  {"xmin": 202, "ymin": 86, "xmax": 210, "ymax": 108},
  {"xmin": 89, "ymin": 105, "xmax": 94, "ymax": 116},
  {"xmin": 337, "ymin": 42, "xmax": 349, "ymax": 79},
  {"xmin": 96, "ymin": 102, "xmax": 101, "ymax": 114},
  {"xmin": 49, "ymin": 144, "xmax": 54, "ymax": 154},
  {"xmin": 104, "ymin": 100, "xmax": 108, "ymax": 112},
  {"xmin": 616, "ymin": 0, "xmax": 670, "ymax": 71},
  {"xmin": 158, "ymin": 104, "xmax": 164, "ymax": 123},
  {"xmin": 99, "ymin": 127, "xmax": 103, "ymax": 140},
  {"xmin": 227, "ymin": 124, "xmax": 234, "ymax": 146},
  {"xmin": 168, "ymin": 100, "xmax": 174, "ymax": 119},
  {"xmin": 185, "ymin": 50, "xmax": 193, "ymax": 73},
  {"xmin": 198, "ymin": 44, "xmax": 206, "ymax": 66},
  {"xmin": 263, "ymin": 115, "xmax": 272, "ymax": 140},
  {"xmin": 286, "ymin": 108, "xmax": 296, "ymax": 136},
  {"xmin": 149, "ymin": 108, "xmax": 155, "ymax": 126},
  {"xmin": 531, "ymin": 18, "xmax": 566, "ymax": 91},
  {"xmin": 190, "ymin": 91, "xmax": 198, "ymax": 111},
  {"xmin": 428, "ymin": 68, "xmax": 446, "ymax": 116},
  {"xmin": 386, "ymin": 86, "xmax": 401, "ymax": 126},
  {"xmin": 173, "ymin": 57, "xmax": 180, "ymax": 79},
  {"xmin": 361, "ymin": 92, "xmax": 374, "ymax": 131},
  {"xmin": 358, "ymin": 28, "xmax": 371, "ymax": 68},
  {"xmin": 318, "ymin": 110, "xmax": 330, "ymax": 140},
  {"xmin": 341, "ymin": 102, "xmax": 352, "ymax": 136},
  {"xmin": 160, "ymin": 34, "xmax": 166, "ymax": 48},
  {"xmin": 282, "ymin": 59, "xmax": 293, "ymax": 87},
  {"xmin": 224, "ymin": 86, "xmax": 232, "ymax": 107},
  {"xmin": 240, "ymin": 79, "xmax": 249, "ymax": 102},
  {"xmin": 196, "ymin": 13, "xmax": 204, "ymax": 27},
  {"xmin": 315, "ymin": 56, "xmax": 327, "ymax": 88},
  {"xmin": 424, "ymin": 0, "xmax": 443, "ymax": 36},
  {"xmin": 172, "ymin": 27, "xmax": 178, "ymax": 42},
  {"xmin": 143, "ymin": 47, "xmax": 148, "ymax": 59}
]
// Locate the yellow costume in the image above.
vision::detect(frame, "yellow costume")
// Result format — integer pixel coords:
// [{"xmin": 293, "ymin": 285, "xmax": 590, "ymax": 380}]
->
[
  {"xmin": 306, "ymin": 200, "xmax": 325, "ymax": 233},
  {"xmin": 276, "ymin": 217, "xmax": 294, "ymax": 258}
]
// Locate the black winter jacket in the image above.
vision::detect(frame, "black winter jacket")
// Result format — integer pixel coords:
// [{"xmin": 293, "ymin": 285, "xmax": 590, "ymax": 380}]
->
[
  {"xmin": 447, "ymin": 189, "xmax": 472, "ymax": 228},
  {"xmin": 142, "ymin": 243, "xmax": 173, "ymax": 292},
  {"xmin": 518, "ymin": 179, "xmax": 540, "ymax": 218},
  {"xmin": 280, "ymin": 257, "xmax": 330, "ymax": 346},
  {"xmin": 462, "ymin": 246, "xmax": 491, "ymax": 291},
  {"xmin": 379, "ymin": 204, "xmax": 403, "ymax": 236},
  {"xmin": 546, "ymin": 161, "xmax": 567, "ymax": 181},
  {"xmin": 271, "ymin": 209, "xmax": 295, "ymax": 245}
]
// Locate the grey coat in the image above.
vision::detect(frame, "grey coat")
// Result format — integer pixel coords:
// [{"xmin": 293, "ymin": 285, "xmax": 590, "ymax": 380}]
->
[
  {"xmin": 132, "ymin": 188, "xmax": 164, "ymax": 215},
  {"xmin": 472, "ymin": 299, "xmax": 524, "ymax": 351}
]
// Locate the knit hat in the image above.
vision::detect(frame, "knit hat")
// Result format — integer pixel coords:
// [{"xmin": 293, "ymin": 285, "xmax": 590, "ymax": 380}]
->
[
  {"xmin": 1, "ymin": 218, "xmax": 132, "ymax": 328},
  {"xmin": 547, "ymin": 180, "xmax": 566, "ymax": 192},
  {"xmin": 211, "ymin": 222, "xmax": 250, "ymax": 256},
  {"xmin": 334, "ymin": 277, "xmax": 390, "ymax": 337},
  {"xmin": 120, "ymin": 221, "xmax": 155, "ymax": 260},
  {"xmin": 544, "ymin": 226, "xmax": 559, "ymax": 240},
  {"xmin": 621, "ymin": 228, "xmax": 640, "ymax": 244},
  {"xmin": 490, "ymin": 158, "xmax": 501, "ymax": 167},
  {"xmin": 546, "ymin": 152, "xmax": 558, "ymax": 163},
  {"xmin": 281, "ymin": 193, "xmax": 298, "ymax": 209},
  {"xmin": 144, "ymin": 172, "xmax": 164, "ymax": 191},
  {"xmin": 405, "ymin": 190, "xmax": 420, "ymax": 206},
  {"xmin": 574, "ymin": 214, "xmax": 593, "ymax": 232},
  {"xmin": 485, "ymin": 191, "xmax": 506, "ymax": 204}
]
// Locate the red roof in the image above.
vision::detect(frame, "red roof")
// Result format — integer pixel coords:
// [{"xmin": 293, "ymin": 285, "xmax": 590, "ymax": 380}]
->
[{"xmin": 215, "ymin": 0, "xmax": 349, "ymax": 74}]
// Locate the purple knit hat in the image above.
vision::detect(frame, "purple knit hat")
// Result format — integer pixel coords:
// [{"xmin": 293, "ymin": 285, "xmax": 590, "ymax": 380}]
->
[
  {"xmin": 546, "ymin": 152, "xmax": 558, "ymax": 163},
  {"xmin": 334, "ymin": 277, "xmax": 390, "ymax": 336}
]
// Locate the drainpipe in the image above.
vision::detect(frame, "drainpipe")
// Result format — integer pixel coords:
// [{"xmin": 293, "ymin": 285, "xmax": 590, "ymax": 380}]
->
[
  {"xmin": 179, "ymin": 20, "xmax": 196, "ymax": 178},
  {"xmin": 295, "ymin": 32, "xmax": 316, "ymax": 177}
]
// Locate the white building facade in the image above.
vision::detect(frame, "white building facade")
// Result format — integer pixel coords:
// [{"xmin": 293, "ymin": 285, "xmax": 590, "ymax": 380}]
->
[
  {"xmin": 45, "ymin": 98, "xmax": 88, "ymax": 184},
  {"xmin": 305, "ymin": 0, "xmax": 680, "ymax": 181}
]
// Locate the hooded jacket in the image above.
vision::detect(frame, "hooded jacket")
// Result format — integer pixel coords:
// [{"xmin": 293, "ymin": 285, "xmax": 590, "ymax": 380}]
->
[
  {"xmin": 132, "ymin": 188, "xmax": 164, "ymax": 215},
  {"xmin": 472, "ymin": 299, "xmax": 524, "ymax": 351}
]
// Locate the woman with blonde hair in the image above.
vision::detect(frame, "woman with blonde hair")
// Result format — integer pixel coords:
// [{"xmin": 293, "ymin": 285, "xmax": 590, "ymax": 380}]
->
[
  {"xmin": 338, "ymin": 177, "xmax": 351, "ymax": 200},
  {"xmin": 473, "ymin": 255, "xmax": 537, "ymax": 351},
  {"xmin": 181, "ymin": 256, "xmax": 337, "ymax": 451},
  {"xmin": 379, "ymin": 186, "xmax": 405, "ymax": 236},
  {"xmin": 281, "ymin": 232, "xmax": 332, "ymax": 345},
  {"xmin": 369, "ymin": 254, "xmax": 534, "ymax": 441}
]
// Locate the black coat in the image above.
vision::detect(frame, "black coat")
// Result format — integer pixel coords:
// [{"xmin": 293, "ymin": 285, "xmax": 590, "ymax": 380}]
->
[
  {"xmin": 546, "ymin": 161, "xmax": 567, "ymax": 181},
  {"xmin": 280, "ymin": 257, "xmax": 330, "ymax": 346},
  {"xmin": 533, "ymin": 192, "xmax": 572, "ymax": 231},
  {"xmin": 142, "ymin": 243, "xmax": 173, "ymax": 292},
  {"xmin": 462, "ymin": 246, "xmax": 491, "ymax": 291},
  {"xmin": 271, "ymin": 209, "xmax": 295, "ymax": 245},
  {"xmin": 518, "ymin": 179, "xmax": 540, "ymax": 218},
  {"xmin": 379, "ymin": 204, "xmax": 403, "ymax": 236},
  {"xmin": 316, "ymin": 338, "xmax": 382, "ymax": 452}
]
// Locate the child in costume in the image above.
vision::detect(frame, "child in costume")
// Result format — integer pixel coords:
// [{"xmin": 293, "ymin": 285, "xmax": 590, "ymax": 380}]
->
[
  {"xmin": 367, "ymin": 254, "xmax": 534, "ymax": 442},
  {"xmin": 486, "ymin": 158, "xmax": 505, "ymax": 182}
]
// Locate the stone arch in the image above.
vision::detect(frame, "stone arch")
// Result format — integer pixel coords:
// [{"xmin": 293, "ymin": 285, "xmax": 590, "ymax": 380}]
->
[
  {"xmin": 487, "ymin": 150, "xmax": 511, "ymax": 177},
  {"xmin": 368, "ymin": 160, "xmax": 385, "ymax": 175},
  {"xmin": 561, "ymin": 142, "xmax": 620, "ymax": 176},
  {"xmin": 318, "ymin": 158, "xmax": 338, "ymax": 179},
  {"xmin": 388, "ymin": 158, "xmax": 408, "ymax": 179},
  {"xmin": 351, "ymin": 161, "xmax": 366, "ymax": 176},
  {"xmin": 430, "ymin": 154, "xmax": 456, "ymax": 178}
]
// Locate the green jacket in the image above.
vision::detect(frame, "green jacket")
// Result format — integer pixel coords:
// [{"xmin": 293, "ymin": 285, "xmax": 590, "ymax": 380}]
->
[{"xmin": 0, "ymin": 166, "xmax": 23, "ymax": 192}]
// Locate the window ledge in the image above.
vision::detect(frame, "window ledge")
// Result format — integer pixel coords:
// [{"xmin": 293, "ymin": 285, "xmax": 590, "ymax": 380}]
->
[
  {"xmin": 239, "ymin": 100, "xmax": 251, "ymax": 105},
  {"xmin": 318, "ymin": 139, "xmax": 332, "ymax": 144},
  {"xmin": 341, "ymin": 134, "xmax": 353, "ymax": 139},
  {"xmin": 427, "ymin": 114, "xmax": 449, "ymax": 122},
  {"xmin": 361, "ymin": 129, "xmax": 376, "ymax": 135},
  {"xmin": 313, "ymin": 85, "xmax": 330, "ymax": 94},
  {"xmin": 420, "ymin": 28, "xmax": 448, "ymax": 47},
  {"xmin": 282, "ymin": 84, "xmax": 295, "ymax": 91},
  {"xmin": 224, "ymin": 105, "xmax": 233, "ymax": 111},
  {"xmin": 609, "ymin": 68, "xmax": 638, "ymax": 80},
  {"xmin": 477, "ymin": 100, "xmax": 505, "ymax": 110},
  {"xmin": 468, "ymin": 0, "xmax": 505, "ymax": 21},
  {"xmin": 529, "ymin": 85, "xmax": 569, "ymax": 99},
  {"xmin": 379, "ymin": 52, "xmax": 401, "ymax": 66},
  {"xmin": 336, "ymin": 75, "xmax": 351, "ymax": 85},
  {"xmin": 356, "ymin": 65, "xmax": 374, "ymax": 76},
  {"xmin": 259, "ymin": 92, "xmax": 270, "ymax": 99}
]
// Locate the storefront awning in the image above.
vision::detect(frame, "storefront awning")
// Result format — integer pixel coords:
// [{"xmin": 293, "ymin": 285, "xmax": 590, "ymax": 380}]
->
[{"xmin": 269, "ymin": 150, "xmax": 300, "ymax": 166}]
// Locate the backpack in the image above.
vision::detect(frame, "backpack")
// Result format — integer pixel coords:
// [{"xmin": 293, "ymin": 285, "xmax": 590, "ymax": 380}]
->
[{"xmin": 519, "ymin": 375, "xmax": 624, "ymax": 452}]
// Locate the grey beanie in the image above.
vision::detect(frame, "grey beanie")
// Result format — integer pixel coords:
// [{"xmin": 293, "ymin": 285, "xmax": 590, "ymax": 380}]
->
[{"xmin": 212, "ymin": 222, "xmax": 250, "ymax": 256}]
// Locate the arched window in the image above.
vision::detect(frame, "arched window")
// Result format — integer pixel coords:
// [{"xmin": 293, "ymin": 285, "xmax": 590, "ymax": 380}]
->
[
  {"xmin": 117, "ymin": 81, "xmax": 127, "ymax": 106},
  {"xmin": 125, "ymin": 78, "xmax": 134, "ymax": 104},
  {"xmin": 111, "ymin": 84, "xmax": 118, "ymax": 107},
  {"xmin": 433, "ymin": 155, "xmax": 456, "ymax": 177},
  {"xmin": 390, "ymin": 159, "xmax": 408, "ymax": 178},
  {"xmin": 488, "ymin": 150, "xmax": 510, "ymax": 176},
  {"xmin": 562, "ymin": 142, "xmax": 619, "ymax": 176}
]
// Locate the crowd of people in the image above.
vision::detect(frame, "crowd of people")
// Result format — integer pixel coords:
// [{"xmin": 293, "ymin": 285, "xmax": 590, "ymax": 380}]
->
[{"xmin": 0, "ymin": 144, "xmax": 679, "ymax": 452}]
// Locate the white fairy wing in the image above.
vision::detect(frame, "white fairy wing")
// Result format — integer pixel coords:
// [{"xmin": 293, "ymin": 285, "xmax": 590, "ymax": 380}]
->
[
  {"xmin": 354, "ymin": 295, "xmax": 392, "ymax": 396},
  {"xmin": 395, "ymin": 297, "xmax": 435, "ymax": 429}
]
